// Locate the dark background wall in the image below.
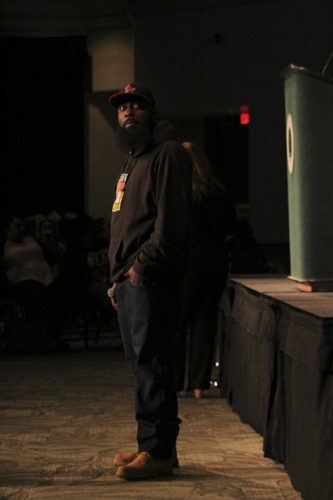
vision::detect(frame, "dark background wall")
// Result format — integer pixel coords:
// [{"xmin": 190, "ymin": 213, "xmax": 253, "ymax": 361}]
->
[
  {"xmin": 1, "ymin": 36, "xmax": 87, "ymax": 217},
  {"xmin": 0, "ymin": 0, "xmax": 332, "ymax": 253},
  {"xmin": 134, "ymin": 0, "xmax": 333, "ymax": 244}
]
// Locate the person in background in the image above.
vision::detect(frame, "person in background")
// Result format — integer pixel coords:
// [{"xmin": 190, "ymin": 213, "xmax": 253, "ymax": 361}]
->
[
  {"xmin": 1, "ymin": 214, "xmax": 71, "ymax": 349},
  {"xmin": 174, "ymin": 141, "xmax": 236, "ymax": 399},
  {"xmin": 107, "ymin": 83, "xmax": 192, "ymax": 480},
  {"xmin": 3, "ymin": 215, "xmax": 54, "ymax": 289},
  {"xmin": 37, "ymin": 217, "xmax": 66, "ymax": 278}
]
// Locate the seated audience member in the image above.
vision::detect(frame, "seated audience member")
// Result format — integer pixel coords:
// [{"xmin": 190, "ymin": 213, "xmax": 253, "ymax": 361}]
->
[
  {"xmin": 37, "ymin": 216, "xmax": 66, "ymax": 277},
  {"xmin": 1, "ymin": 214, "xmax": 71, "ymax": 348},
  {"xmin": 4, "ymin": 215, "xmax": 54, "ymax": 287}
]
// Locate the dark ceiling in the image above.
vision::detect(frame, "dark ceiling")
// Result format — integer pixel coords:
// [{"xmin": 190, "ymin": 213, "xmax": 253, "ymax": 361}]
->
[{"xmin": 0, "ymin": 0, "xmax": 290, "ymax": 36}]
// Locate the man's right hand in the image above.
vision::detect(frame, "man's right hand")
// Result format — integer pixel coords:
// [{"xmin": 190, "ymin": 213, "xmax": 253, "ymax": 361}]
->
[{"xmin": 125, "ymin": 266, "xmax": 141, "ymax": 286}]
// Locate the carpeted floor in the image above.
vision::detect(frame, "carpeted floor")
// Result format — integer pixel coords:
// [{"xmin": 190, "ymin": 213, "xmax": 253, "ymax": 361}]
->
[{"xmin": 0, "ymin": 342, "xmax": 301, "ymax": 499}]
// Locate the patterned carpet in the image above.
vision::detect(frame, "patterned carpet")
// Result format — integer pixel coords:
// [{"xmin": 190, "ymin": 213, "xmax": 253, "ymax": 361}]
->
[{"xmin": 0, "ymin": 345, "xmax": 301, "ymax": 499}]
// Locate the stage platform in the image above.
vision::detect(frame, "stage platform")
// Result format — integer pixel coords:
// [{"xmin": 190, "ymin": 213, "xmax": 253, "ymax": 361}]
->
[{"xmin": 220, "ymin": 275, "xmax": 333, "ymax": 500}]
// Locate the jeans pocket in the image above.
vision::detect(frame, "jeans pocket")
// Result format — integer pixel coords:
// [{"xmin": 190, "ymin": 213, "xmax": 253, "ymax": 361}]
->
[{"xmin": 128, "ymin": 278, "xmax": 146, "ymax": 288}]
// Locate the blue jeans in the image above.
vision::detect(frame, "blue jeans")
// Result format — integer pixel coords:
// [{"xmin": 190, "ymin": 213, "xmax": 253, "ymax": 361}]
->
[{"xmin": 116, "ymin": 278, "xmax": 181, "ymax": 459}]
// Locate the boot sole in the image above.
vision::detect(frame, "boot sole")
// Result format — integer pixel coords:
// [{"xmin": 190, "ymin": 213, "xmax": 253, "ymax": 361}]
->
[
  {"xmin": 114, "ymin": 457, "xmax": 179, "ymax": 468},
  {"xmin": 116, "ymin": 468, "xmax": 173, "ymax": 480}
]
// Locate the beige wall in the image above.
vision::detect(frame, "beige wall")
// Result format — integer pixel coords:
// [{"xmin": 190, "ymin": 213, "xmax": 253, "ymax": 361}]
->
[
  {"xmin": 86, "ymin": 103, "xmax": 125, "ymax": 219},
  {"xmin": 87, "ymin": 30, "xmax": 134, "ymax": 92}
]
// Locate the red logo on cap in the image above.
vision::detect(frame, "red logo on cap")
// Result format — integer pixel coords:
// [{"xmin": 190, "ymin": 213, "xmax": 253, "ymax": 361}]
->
[{"xmin": 124, "ymin": 84, "xmax": 136, "ymax": 94}]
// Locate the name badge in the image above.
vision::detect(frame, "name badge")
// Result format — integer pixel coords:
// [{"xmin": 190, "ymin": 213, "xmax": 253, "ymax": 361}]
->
[{"xmin": 112, "ymin": 173, "xmax": 128, "ymax": 212}]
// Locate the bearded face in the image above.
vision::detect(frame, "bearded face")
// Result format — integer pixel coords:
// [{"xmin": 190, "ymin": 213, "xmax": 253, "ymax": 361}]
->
[{"xmin": 116, "ymin": 100, "xmax": 155, "ymax": 153}]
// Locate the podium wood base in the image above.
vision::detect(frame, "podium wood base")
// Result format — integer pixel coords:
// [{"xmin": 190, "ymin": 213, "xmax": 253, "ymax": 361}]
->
[{"xmin": 288, "ymin": 277, "xmax": 333, "ymax": 293}]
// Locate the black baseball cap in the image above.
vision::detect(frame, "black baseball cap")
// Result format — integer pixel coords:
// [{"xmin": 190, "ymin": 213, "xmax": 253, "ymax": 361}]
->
[{"xmin": 108, "ymin": 83, "xmax": 155, "ymax": 109}]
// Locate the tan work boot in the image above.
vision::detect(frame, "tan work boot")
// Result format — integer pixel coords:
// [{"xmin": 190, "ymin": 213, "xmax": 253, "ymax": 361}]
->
[
  {"xmin": 116, "ymin": 451, "xmax": 173, "ymax": 480},
  {"xmin": 194, "ymin": 388, "xmax": 203, "ymax": 399},
  {"xmin": 113, "ymin": 447, "xmax": 179, "ymax": 468}
]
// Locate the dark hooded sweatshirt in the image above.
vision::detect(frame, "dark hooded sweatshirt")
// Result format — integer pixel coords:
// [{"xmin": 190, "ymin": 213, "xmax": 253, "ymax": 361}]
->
[{"xmin": 108, "ymin": 120, "xmax": 192, "ymax": 285}]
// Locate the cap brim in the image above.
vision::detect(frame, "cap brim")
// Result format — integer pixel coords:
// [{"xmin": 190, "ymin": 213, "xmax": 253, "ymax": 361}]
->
[{"xmin": 108, "ymin": 92, "xmax": 153, "ymax": 108}]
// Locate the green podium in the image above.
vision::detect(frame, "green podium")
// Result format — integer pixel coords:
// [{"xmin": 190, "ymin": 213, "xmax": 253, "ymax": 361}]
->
[{"xmin": 281, "ymin": 64, "xmax": 333, "ymax": 290}]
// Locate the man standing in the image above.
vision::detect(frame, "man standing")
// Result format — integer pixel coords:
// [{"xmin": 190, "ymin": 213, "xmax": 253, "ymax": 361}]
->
[{"xmin": 108, "ymin": 83, "xmax": 192, "ymax": 480}]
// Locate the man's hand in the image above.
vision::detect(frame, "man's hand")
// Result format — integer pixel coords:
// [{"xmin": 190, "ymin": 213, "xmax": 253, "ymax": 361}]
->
[
  {"xmin": 125, "ymin": 266, "xmax": 141, "ymax": 286},
  {"xmin": 107, "ymin": 284, "xmax": 118, "ymax": 309}
]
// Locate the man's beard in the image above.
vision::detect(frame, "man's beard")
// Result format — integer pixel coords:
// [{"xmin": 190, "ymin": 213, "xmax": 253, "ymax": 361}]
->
[{"xmin": 116, "ymin": 120, "xmax": 154, "ymax": 153}]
